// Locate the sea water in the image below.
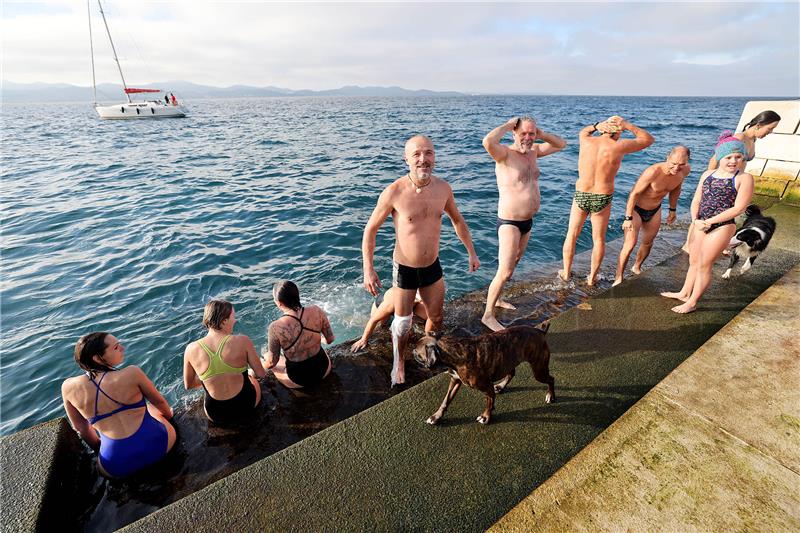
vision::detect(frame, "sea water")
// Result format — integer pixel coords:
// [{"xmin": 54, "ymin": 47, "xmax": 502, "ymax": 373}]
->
[{"xmin": 0, "ymin": 95, "xmax": 754, "ymax": 435}]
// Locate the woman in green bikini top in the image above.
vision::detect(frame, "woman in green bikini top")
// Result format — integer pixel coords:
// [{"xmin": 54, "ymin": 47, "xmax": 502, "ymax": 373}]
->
[{"xmin": 183, "ymin": 300, "xmax": 266, "ymax": 424}]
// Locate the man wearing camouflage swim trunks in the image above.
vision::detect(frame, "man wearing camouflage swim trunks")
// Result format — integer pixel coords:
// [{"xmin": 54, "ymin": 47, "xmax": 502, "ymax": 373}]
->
[{"xmin": 560, "ymin": 116, "xmax": 653, "ymax": 285}]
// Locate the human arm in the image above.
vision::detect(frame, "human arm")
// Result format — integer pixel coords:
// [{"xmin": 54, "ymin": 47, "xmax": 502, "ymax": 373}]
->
[
  {"xmin": 534, "ymin": 129, "xmax": 567, "ymax": 157},
  {"xmin": 133, "ymin": 366, "xmax": 173, "ymax": 419},
  {"xmin": 666, "ymin": 174, "xmax": 686, "ymax": 224},
  {"xmin": 482, "ymin": 118, "xmax": 517, "ymax": 162},
  {"xmin": 443, "ymin": 187, "xmax": 480, "ymax": 272},
  {"xmin": 362, "ymin": 188, "xmax": 394, "ymax": 296},
  {"xmin": 622, "ymin": 166, "xmax": 657, "ymax": 231},
  {"xmin": 62, "ymin": 382, "xmax": 100, "ymax": 451},
  {"xmin": 317, "ymin": 308, "xmax": 335, "ymax": 345},
  {"xmin": 182, "ymin": 345, "xmax": 201, "ymax": 390},
  {"xmin": 351, "ymin": 299, "xmax": 394, "ymax": 352},
  {"xmin": 706, "ymin": 154, "xmax": 718, "ymax": 171},
  {"xmin": 262, "ymin": 322, "xmax": 282, "ymax": 369},
  {"xmin": 579, "ymin": 123, "xmax": 599, "ymax": 140},
  {"xmin": 690, "ymin": 171, "xmax": 708, "ymax": 222},
  {"xmin": 242, "ymin": 335, "xmax": 266, "ymax": 380},
  {"xmin": 616, "ymin": 120, "xmax": 654, "ymax": 154}
]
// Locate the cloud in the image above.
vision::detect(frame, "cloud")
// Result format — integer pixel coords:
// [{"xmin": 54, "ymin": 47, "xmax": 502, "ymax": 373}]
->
[{"xmin": 2, "ymin": 1, "xmax": 797, "ymax": 96}]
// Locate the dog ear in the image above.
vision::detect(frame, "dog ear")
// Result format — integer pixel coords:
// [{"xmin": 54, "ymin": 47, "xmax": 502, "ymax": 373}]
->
[
  {"xmin": 426, "ymin": 343, "xmax": 438, "ymax": 365},
  {"xmin": 537, "ymin": 320, "xmax": 551, "ymax": 334},
  {"xmin": 745, "ymin": 204, "xmax": 761, "ymax": 218}
]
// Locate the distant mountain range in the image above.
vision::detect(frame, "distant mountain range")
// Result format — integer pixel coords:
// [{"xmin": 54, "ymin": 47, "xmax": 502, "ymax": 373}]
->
[{"xmin": 1, "ymin": 81, "xmax": 466, "ymax": 103}]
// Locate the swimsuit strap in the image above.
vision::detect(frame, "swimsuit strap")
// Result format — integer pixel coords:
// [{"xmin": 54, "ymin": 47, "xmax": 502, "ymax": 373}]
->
[
  {"xmin": 282, "ymin": 307, "xmax": 322, "ymax": 352},
  {"xmin": 86, "ymin": 372, "xmax": 146, "ymax": 424},
  {"xmin": 197, "ymin": 335, "xmax": 231, "ymax": 359},
  {"xmin": 197, "ymin": 335, "xmax": 245, "ymax": 381}
]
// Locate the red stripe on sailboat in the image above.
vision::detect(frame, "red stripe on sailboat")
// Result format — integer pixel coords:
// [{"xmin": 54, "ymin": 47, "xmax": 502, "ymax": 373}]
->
[{"xmin": 124, "ymin": 88, "xmax": 161, "ymax": 94}]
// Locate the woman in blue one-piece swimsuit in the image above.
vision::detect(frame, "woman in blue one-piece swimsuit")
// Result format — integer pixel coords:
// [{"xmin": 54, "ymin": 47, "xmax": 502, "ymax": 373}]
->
[
  {"xmin": 61, "ymin": 332, "xmax": 177, "ymax": 477},
  {"xmin": 661, "ymin": 136, "xmax": 754, "ymax": 314}
]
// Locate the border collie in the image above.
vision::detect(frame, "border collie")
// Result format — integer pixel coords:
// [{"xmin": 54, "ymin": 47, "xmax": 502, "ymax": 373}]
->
[{"xmin": 722, "ymin": 205, "xmax": 776, "ymax": 279}]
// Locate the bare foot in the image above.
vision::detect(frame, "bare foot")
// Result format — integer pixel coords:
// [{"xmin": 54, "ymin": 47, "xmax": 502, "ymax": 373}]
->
[
  {"xmin": 481, "ymin": 315, "xmax": 505, "ymax": 332},
  {"xmin": 390, "ymin": 367, "xmax": 405, "ymax": 386},
  {"xmin": 681, "ymin": 245, "xmax": 689, "ymax": 254},
  {"xmin": 495, "ymin": 300, "xmax": 516, "ymax": 310},
  {"xmin": 612, "ymin": 277, "xmax": 623, "ymax": 287},
  {"xmin": 631, "ymin": 264, "xmax": 642, "ymax": 275},
  {"xmin": 671, "ymin": 302, "xmax": 696, "ymax": 314},
  {"xmin": 721, "ymin": 249, "xmax": 730, "ymax": 256},
  {"xmin": 660, "ymin": 291, "xmax": 688, "ymax": 301},
  {"xmin": 557, "ymin": 269, "xmax": 571, "ymax": 282}
]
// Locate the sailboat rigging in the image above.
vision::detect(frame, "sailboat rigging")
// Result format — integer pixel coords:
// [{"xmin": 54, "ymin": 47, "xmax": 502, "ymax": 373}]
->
[{"xmin": 89, "ymin": 0, "xmax": 185, "ymax": 119}]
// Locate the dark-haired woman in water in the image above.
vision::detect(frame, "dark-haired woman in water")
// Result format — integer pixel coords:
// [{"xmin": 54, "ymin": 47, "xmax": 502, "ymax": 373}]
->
[
  {"xmin": 61, "ymin": 332, "xmax": 177, "ymax": 478},
  {"xmin": 683, "ymin": 110, "xmax": 780, "ymax": 252},
  {"xmin": 183, "ymin": 300, "xmax": 265, "ymax": 424},
  {"xmin": 262, "ymin": 280, "xmax": 334, "ymax": 389}
]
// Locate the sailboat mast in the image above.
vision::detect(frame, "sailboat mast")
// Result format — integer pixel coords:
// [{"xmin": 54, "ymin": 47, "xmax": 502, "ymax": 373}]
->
[
  {"xmin": 87, "ymin": 0, "xmax": 97, "ymax": 105},
  {"xmin": 97, "ymin": 0, "xmax": 131, "ymax": 103}
]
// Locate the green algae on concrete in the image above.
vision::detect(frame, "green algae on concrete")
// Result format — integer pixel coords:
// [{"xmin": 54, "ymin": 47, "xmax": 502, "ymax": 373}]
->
[
  {"xmin": 120, "ymin": 229, "xmax": 799, "ymax": 532},
  {"xmin": 0, "ymin": 418, "xmax": 85, "ymax": 532},
  {"xmin": 783, "ymin": 181, "xmax": 800, "ymax": 206},
  {"xmin": 753, "ymin": 175, "xmax": 789, "ymax": 198},
  {"xmin": 490, "ymin": 266, "xmax": 800, "ymax": 532}
]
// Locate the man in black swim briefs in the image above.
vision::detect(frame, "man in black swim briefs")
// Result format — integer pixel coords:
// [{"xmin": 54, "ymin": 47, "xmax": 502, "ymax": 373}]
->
[
  {"xmin": 361, "ymin": 134, "xmax": 480, "ymax": 385},
  {"xmin": 613, "ymin": 146, "xmax": 690, "ymax": 286},
  {"xmin": 481, "ymin": 116, "xmax": 566, "ymax": 331}
]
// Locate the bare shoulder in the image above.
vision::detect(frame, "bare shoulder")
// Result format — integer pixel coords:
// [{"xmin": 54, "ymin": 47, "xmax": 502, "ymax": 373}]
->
[
  {"xmin": 433, "ymin": 175, "xmax": 453, "ymax": 193},
  {"xmin": 61, "ymin": 375, "xmax": 83, "ymax": 394},
  {"xmin": 306, "ymin": 304, "xmax": 329, "ymax": 321},
  {"xmin": 120, "ymin": 365, "xmax": 145, "ymax": 379}
]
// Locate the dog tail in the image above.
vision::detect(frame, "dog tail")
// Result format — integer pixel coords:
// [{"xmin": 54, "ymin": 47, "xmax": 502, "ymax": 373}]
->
[
  {"xmin": 745, "ymin": 204, "xmax": 762, "ymax": 218},
  {"xmin": 537, "ymin": 320, "xmax": 551, "ymax": 334}
]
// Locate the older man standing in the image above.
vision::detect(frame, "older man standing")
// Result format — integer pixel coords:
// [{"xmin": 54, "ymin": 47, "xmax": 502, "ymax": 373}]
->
[
  {"xmin": 362, "ymin": 135, "xmax": 480, "ymax": 385},
  {"xmin": 613, "ymin": 146, "xmax": 691, "ymax": 286},
  {"xmin": 481, "ymin": 116, "xmax": 566, "ymax": 331},
  {"xmin": 560, "ymin": 116, "xmax": 654, "ymax": 285}
]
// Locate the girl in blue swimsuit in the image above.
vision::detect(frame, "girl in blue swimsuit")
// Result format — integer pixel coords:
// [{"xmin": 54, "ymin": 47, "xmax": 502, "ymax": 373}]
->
[
  {"xmin": 61, "ymin": 332, "xmax": 177, "ymax": 478},
  {"xmin": 661, "ymin": 136, "xmax": 755, "ymax": 314}
]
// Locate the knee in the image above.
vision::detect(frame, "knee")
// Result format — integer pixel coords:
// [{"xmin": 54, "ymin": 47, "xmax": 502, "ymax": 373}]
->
[
  {"xmin": 642, "ymin": 239, "xmax": 654, "ymax": 248},
  {"xmin": 495, "ymin": 268, "xmax": 513, "ymax": 283},
  {"xmin": 390, "ymin": 313, "xmax": 412, "ymax": 339}
]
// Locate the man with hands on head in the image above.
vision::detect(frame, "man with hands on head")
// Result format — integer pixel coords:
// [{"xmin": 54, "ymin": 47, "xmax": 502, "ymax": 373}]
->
[
  {"xmin": 361, "ymin": 134, "xmax": 480, "ymax": 386},
  {"xmin": 481, "ymin": 116, "xmax": 566, "ymax": 331}
]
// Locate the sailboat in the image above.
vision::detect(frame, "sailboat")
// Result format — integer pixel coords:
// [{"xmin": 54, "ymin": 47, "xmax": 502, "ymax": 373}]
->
[{"xmin": 88, "ymin": 0, "xmax": 185, "ymax": 119}]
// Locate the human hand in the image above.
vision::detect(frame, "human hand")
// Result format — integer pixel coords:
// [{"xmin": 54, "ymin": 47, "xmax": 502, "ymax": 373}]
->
[
  {"xmin": 350, "ymin": 338, "xmax": 368, "ymax": 353},
  {"xmin": 694, "ymin": 219, "xmax": 710, "ymax": 231},
  {"xmin": 508, "ymin": 117, "xmax": 520, "ymax": 130},
  {"xmin": 468, "ymin": 253, "xmax": 481, "ymax": 272},
  {"xmin": 364, "ymin": 269, "xmax": 382, "ymax": 296},
  {"xmin": 666, "ymin": 211, "xmax": 676, "ymax": 225},
  {"xmin": 621, "ymin": 219, "xmax": 633, "ymax": 232}
]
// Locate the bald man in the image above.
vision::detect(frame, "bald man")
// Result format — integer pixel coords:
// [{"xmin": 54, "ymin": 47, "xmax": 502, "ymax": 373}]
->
[
  {"xmin": 613, "ymin": 146, "xmax": 691, "ymax": 286},
  {"xmin": 362, "ymin": 135, "xmax": 480, "ymax": 385}
]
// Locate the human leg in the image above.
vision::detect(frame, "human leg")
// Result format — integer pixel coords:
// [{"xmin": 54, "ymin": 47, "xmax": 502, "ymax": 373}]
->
[
  {"xmin": 673, "ymin": 225, "xmax": 736, "ymax": 313},
  {"xmin": 418, "ymin": 278, "xmax": 445, "ymax": 334},
  {"xmin": 587, "ymin": 203, "xmax": 612, "ymax": 285},
  {"xmin": 147, "ymin": 403, "xmax": 177, "ymax": 452},
  {"xmin": 271, "ymin": 355, "xmax": 304, "ymax": 389},
  {"xmin": 662, "ymin": 224, "xmax": 703, "ymax": 300},
  {"xmin": 614, "ymin": 214, "xmax": 641, "ymax": 286},
  {"xmin": 632, "ymin": 210, "xmax": 662, "ymax": 274},
  {"xmin": 560, "ymin": 200, "xmax": 588, "ymax": 281},
  {"xmin": 483, "ymin": 224, "xmax": 521, "ymax": 331},
  {"xmin": 390, "ymin": 287, "xmax": 417, "ymax": 385}
]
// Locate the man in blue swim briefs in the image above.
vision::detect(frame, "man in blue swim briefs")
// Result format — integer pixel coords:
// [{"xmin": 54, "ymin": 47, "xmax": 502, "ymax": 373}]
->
[
  {"xmin": 560, "ymin": 116, "xmax": 654, "ymax": 285},
  {"xmin": 613, "ymin": 146, "xmax": 691, "ymax": 287},
  {"xmin": 481, "ymin": 116, "xmax": 566, "ymax": 331},
  {"xmin": 361, "ymin": 134, "xmax": 480, "ymax": 385}
]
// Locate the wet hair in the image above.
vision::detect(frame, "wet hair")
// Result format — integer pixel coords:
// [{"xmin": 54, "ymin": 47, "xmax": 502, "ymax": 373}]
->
[
  {"xmin": 514, "ymin": 115, "xmax": 536, "ymax": 130},
  {"xmin": 202, "ymin": 299, "xmax": 233, "ymax": 330},
  {"xmin": 668, "ymin": 145, "xmax": 691, "ymax": 159},
  {"xmin": 273, "ymin": 280, "xmax": 301, "ymax": 311},
  {"xmin": 744, "ymin": 110, "xmax": 781, "ymax": 130},
  {"xmin": 74, "ymin": 332, "xmax": 114, "ymax": 377}
]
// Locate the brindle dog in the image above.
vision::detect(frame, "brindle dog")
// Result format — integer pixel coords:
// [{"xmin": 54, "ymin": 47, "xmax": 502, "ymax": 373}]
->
[{"xmin": 412, "ymin": 324, "xmax": 554, "ymax": 425}]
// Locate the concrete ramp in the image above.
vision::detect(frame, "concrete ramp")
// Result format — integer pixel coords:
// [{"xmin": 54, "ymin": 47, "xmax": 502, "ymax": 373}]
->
[{"xmin": 120, "ymin": 208, "xmax": 799, "ymax": 532}]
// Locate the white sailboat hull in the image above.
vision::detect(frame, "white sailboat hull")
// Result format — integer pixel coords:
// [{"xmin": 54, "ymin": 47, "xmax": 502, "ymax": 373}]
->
[{"xmin": 95, "ymin": 101, "xmax": 186, "ymax": 119}]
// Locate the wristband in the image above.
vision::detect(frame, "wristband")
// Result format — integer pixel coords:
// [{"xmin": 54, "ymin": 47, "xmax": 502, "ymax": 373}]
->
[
  {"xmin": 624, "ymin": 215, "xmax": 633, "ymax": 221},
  {"xmin": 668, "ymin": 207, "xmax": 676, "ymax": 212}
]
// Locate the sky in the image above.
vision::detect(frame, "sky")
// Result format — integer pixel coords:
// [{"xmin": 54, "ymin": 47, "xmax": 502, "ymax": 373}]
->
[{"xmin": 2, "ymin": 1, "xmax": 799, "ymax": 96}]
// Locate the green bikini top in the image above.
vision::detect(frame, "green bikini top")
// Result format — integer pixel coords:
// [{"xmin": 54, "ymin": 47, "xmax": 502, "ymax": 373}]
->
[{"xmin": 197, "ymin": 335, "xmax": 247, "ymax": 381}]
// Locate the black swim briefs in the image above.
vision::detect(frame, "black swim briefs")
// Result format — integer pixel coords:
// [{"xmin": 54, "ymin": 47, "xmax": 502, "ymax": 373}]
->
[
  {"xmin": 633, "ymin": 205, "xmax": 661, "ymax": 223},
  {"xmin": 496, "ymin": 217, "xmax": 533, "ymax": 236},
  {"xmin": 392, "ymin": 258, "xmax": 443, "ymax": 290}
]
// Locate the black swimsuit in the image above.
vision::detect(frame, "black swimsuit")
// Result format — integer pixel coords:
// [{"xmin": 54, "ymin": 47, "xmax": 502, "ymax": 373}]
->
[
  {"xmin": 633, "ymin": 205, "xmax": 661, "ymax": 223},
  {"xmin": 282, "ymin": 308, "xmax": 330, "ymax": 387},
  {"xmin": 201, "ymin": 372, "xmax": 257, "ymax": 424}
]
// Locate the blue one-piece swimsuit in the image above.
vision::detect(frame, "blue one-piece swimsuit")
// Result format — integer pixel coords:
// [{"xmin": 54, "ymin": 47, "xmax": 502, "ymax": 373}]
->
[{"xmin": 87, "ymin": 372, "xmax": 169, "ymax": 478}]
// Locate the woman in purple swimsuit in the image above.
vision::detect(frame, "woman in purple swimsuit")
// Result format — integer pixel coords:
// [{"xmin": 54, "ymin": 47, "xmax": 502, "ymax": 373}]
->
[
  {"xmin": 61, "ymin": 332, "xmax": 177, "ymax": 477},
  {"xmin": 662, "ymin": 136, "xmax": 754, "ymax": 313}
]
